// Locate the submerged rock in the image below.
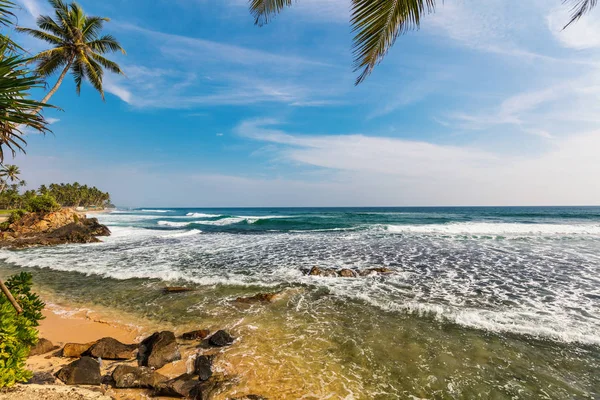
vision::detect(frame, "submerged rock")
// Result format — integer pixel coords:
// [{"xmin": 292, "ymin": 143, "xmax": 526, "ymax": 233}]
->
[
  {"xmin": 194, "ymin": 355, "xmax": 213, "ymax": 381},
  {"xmin": 235, "ymin": 291, "xmax": 282, "ymax": 304},
  {"xmin": 308, "ymin": 266, "xmax": 337, "ymax": 277},
  {"xmin": 55, "ymin": 356, "xmax": 101, "ymax": 385},
  {"xmin": 29, "ymin": 338, "xmax": 58, "ymax": 356},
  {"xmin": 83, "ymin": 337, "xmax": 137, "ymax": 360},
  {"xmin": 111, "ymin": 365, "xmax": 167, "ymax": 389},
  {"xmin": 338, "ymin": 269, "xmax": 357, "ymax": 278},
  {"xmin": 163, "ymin": 286, "xmax": 195, "ymax": 294},
  {"xmin": 307, "ymin": 266, "xmax": 394, "ymax": 278},
  {"xmin": 208, "ymin": 330, "xmax": 234, "ymax": 347},
  {"xmin": 138, "ymin": 331, "xmax": 181, "ymax": 369},
  {"xmin": 62, "ymin": 342, "xmax": 96, "ymax": 358},
  {"xmin": 180, "ymin": 329, "xmax": 211, "ymax": 341}
]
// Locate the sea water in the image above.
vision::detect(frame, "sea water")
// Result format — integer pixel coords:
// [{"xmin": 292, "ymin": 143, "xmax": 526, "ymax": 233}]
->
[{"xmin": 0, "ymin": 207, "xmax": 598, "ymax": 398}]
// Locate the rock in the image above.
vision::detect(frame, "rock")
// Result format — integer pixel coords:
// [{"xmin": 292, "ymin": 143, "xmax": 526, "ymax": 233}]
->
[
  {"xmin": 194, "ymin": 355, "xmax": 213, "ymax": 381},
  {"xmin": 235, "ymin": 292, "xmax": 281, "ymax": 304},
  {"xmin": 358, "ymin": 267, "xmax": 394, "ymax": 276},
  {"xmin": 111, "ymin": 365, "xmax": 167, "ymax": 389},
  {"xmin": 163, "ymin": 286, "xmax": 195, "ymax": 294},
  {"xmin": 29, "ymin": 338, "xmax": 58, "ymax": 356},
  {"xmin": 308, "ymin": 266, "xmax": 321, "ymax": 276},
  {"xmin": 180, "ymin": 329, "xmax": 210, "ymax": 341},
  {"xmin": 55, "ymin": 356, "xmax": 101, "ymax": 385},
  {"xmin": 83, "ymin": 337, "xmax": 137, "ymax": 360},
  {"xmin": 26, "ymin": 371, "xmax": 56, "ymax": 385},
  {"xmin": 208, "ymin": 330, "xmax": 234, "ymax": 347},
  {"xmin": 338, "ymin": 269, "xmax": 357, "ymax": 278},
  {"xmin": 307, "ymin": 266, "xmax": 338, "ymax": 277},
  {"xmin": 231, "ymin": 396, "xmax": 268, "ymax": 400},
  {"xmin": 156, "ymin": 373, "xmax": 202, "ymax": 398},
  {"xmin": 62, "ymin": 342, "xmax": 96, "ymax": 358},
  {"xmin": 138, "ymin": 331, "xmax": 181, "ymax": 369}
]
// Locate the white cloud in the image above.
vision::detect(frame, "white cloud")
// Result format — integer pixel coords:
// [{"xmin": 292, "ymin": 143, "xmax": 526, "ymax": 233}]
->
[{"xmin": 547, "ymin": 6, "xmax": 600, "ymax": 49}]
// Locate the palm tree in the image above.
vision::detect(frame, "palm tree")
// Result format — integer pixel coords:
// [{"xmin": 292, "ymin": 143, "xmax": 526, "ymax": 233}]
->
[
  {"xmin": 16, "ymin": 0, "xmax": 126, "ymax": 108},
  {"xmin": 0, "ymin": 163, "xmax": 20, "ymax": 193},
  {"xmin": 250, "ymin": 0, "xmax": 598, "ymax": 84}
]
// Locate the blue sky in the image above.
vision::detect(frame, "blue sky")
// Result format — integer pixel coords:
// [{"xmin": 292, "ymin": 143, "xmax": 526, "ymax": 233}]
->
[{"xmin": 9, "ymin": 0, "xmax": 600, "ymax": 206}]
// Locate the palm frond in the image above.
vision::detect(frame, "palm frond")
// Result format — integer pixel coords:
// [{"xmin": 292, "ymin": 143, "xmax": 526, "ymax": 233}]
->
[
  {"xmin": 249, "ymin": 0, "xmax": 292, "ymax": 26},
  {"xmin": 351, "ymin": 0, "xmax": 435, "ymax": 85},
  {"xmin": 564, "ymin": 0, "xmax": 598, "ymax": 27},
  {"xmin": 0, "ymin": 0, "xmax": 15, "ymax": 27},
  {"xmin": 15, "ymin": 27, "xmax": 63, "ymax": 45},
  {"xmin": 35, "ymin": 15, "xmax": 67, "ymax": 38},
  {"xmin": 87, "ymin": 35, "xmax": 125, "ymax": 54},
  {"xmin": 82, "ymin": 16, "xmax": 108, "ymax": 41},
  {"xmin": 90, "ymin": 52, "xmax": 123, "ymax": 74},
  {"xmin": 36, "ymin": 51, "xmax": 68, "ymax": 76},
  {"xmin": 71, "ymin": 58, "xmax": 83, "ymax": 94},
  {"xmin": 82, "ymin": 56, "xmax": 104, "ymax": 98}
]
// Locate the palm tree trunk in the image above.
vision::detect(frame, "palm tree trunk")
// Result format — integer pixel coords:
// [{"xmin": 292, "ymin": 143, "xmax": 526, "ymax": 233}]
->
[
  {"xmin": 0, "ymin": 279, "xmax": 22, "ymax": 314},
  {"xmin": 33, "ymin": 57, "xmax": 74, "ymax": 114}
]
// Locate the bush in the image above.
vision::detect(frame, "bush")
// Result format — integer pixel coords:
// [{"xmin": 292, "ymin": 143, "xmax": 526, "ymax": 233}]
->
[
  {"xmin": 0, "ymin": 272, "xmax": 45, "ymax": 387},
  {"xmin": 0, "ymin": 221, "xmax": 9, "ymax": 231},
  {"xmin": 8, "ymin": 209, "xmax": 27, "ymax": 224},
  {"xmin": 25, "ymin": 194, "xmax": 60, "ymax": 213}
]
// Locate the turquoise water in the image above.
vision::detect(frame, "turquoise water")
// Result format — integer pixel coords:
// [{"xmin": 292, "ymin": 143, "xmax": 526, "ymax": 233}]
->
[{"xmin": 0, "ymin": 207, "xmax": 599, "ymax": 398}]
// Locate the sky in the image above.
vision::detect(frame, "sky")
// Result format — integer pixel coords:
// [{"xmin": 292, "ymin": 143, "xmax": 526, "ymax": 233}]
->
[{"xmin": 7, "ymin": 0, "xmax": 600, "ymax": 207}]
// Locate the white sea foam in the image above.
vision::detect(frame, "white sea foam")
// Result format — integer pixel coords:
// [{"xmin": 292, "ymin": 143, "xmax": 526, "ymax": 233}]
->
[
  {"xmin": 383, "ymin": 222, "xmax": 600, "ymax": 236},
  {"xmin": 140, "ymin": 209, "xmax": 174, "ymax": 213},
  {"xmin": 157, "ymin": 220, "xmax": 190, "ymax": 227},
  {"xmin": 163, "ymin": 229, "xmax": 202, "ymax": 238},
  {"xmin": 185, "ymin": 212, "xmax": 222, "ymax": 218}
]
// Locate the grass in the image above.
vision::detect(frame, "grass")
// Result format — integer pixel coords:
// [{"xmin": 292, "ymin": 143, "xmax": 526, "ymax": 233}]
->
[{"xmin": 0, "ymin": 210, "xmax": 16, "ymax": 214}]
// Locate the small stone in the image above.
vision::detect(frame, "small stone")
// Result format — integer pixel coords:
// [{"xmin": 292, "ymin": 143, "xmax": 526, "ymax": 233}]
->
[
  {"xmin": 194, "ymin": 355, "xmax": 213, "ymax": 381},
  {"xmin": 208, "ymin": 330, "xmax": 234, "ymax": 347},
  {"xmin": 29, "ymin": 338, "xmax": 58, "ymax": 356},
  {"xmin": 55, "ymin": 356, "xmax": 101, "ymax": 385},
  {"xmin": 62, "ymin": 342, "xmax": 96, "ymax": 358},
  {"xmin": 180, "ymin": 329, "xmax": 211, "ymax": 341}
]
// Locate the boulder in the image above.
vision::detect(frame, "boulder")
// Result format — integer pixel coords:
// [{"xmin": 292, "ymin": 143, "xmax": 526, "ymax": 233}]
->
[
  {"xmin": 29, "ymin": 338, "xmax": 58, "ymax": 356},
  {"xmin": 307, "ymin": 267, "xmax": 337, "ymax": 277},
  {"xmin": 138, "ymin": 331, "xmax": 181, "ymax": 369},
  {"xmin": 55, "ymin": 356, "xmax": 101, "ymax": 385},
  {"xmin": 163, "ymin": 286, "xmax": 195, "ymax": 294},
  {"xmin": 358, "ymin": 267, "xmax": 394, "ymax": 276},
  {"xmin": 26, "ymin": 371, "xmax": 56, "ymax": 385},
  {"xmin": 155, "ymin": 373, "xmax": 202, "ymax": 398},
  {"xmin": 111, "ymin": 365, "xmax": 167, "ymax": 389},
  {"xmin": 208, "ymin": 330, "xmax": 234, "ymax": 347},
  {"xmin": 180, "ymin": 329, "xmax": 210, "ymax": 341},
  {"xmin": 194, "ymin": 355, "xmax": 213, "ymax": 381},
  {"xmin": 338, "ymin": 269, "xmax": 357, "ymax": 278},
  {"xmin": 62, "ymin": 342, "xmax": 96, "ymax": 358},
  {"xmin": 83, "ymin": 337, "xmax": 137, "ymax": 360}
]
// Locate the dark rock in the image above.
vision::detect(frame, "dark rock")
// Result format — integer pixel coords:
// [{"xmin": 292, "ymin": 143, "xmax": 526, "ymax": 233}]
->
[
  {"xmin": 180, "ymin": 329, "xmax": 211, "ymax": 341},
  {"xmin": 83, "ymin": 337, "xmax": 137, "ymax": 360},
  {"xmin": 163, "ymin": 286, "xmax": 195, "ymax": 294},
  {"xmin": 156, "ymin": 373, "xmax": 202, "ymax": 398},
  {"xmin": 208, "ymin": 330, "xmax": 234, "ymax": 347},
  {"xmin": 358, "ymin": 267, "xmax": 394, "ymax": 276},
  {"xmin": 111, "ymin": 365, "xmax": 167, "ymax": 389},
  {"xmin": 307, "ymin": 266, "xmax": 338, "ymax": 277},
  {"xmin": 29, "ymin": 338, "xmax": 58, "ymax": 356},
  {"xmin": 235, "ymin": 292, "xmax": 281, "ymax": 304},
  {"xmin": 62, "ymin": 342, "xmax": 96, "ymax": 358},
  {"xmin": 194, "ymin": 355, "xmax": 213, "ymax": 381},
  {"xmin": 308, "ymin": 266, "xmax": 321, "ymax": 276},
  {"xmin": 26, "ymin": 371, "xmax": 56, "ymax": 385},
  {"xmin": 55, "ymin": 356, "xmax": 101, "ymax": 385},
  {"xmin": 338, "ymin": 269, "xmax": 357, "ymax": 278},
  {"xmin": 138, "ymin": 331, "xmax": 181, "ymax": 369}
]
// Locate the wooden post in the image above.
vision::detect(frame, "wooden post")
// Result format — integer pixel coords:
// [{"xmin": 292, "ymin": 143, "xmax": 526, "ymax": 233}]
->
[{"xmin": 0, "ymin": 279, "xmax": 22, "ymax": 314}]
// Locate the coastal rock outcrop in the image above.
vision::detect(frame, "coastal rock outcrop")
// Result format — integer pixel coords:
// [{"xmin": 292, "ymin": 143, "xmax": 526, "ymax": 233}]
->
[
  {"xmin": 138, "ymin": 331, "xmax": 181, "ymax": 369},
  {"xmin": 29, "ymin": 338, "xmax": 58, "ymax": 356},
  {"xmin": 83, "ymin": 337, "xmax": 137, "ymax": 360},
  {"xmin": 62, "ymin": 342, "xmax": 96, "ymax": 358},
  {"xmin": 208, "ymin": 330, "xmax": 234, "ymax": 347},
  {"xmin": 111, "ymin": 365, "xmax": 167, "ymax": 389},
  {"xmin": 307, "ymin": 266, "xmax": 394, "ymax": 278},
  {"xmin": 0, "ymin": 209, "xmax": 110, "ymax": 249},
  {"xmin": 155, "ymin": 373, "xmax": 202, "ymax": 398},
  {"xmin": 180, "ymin": 329, "xmax": 211, "ymax": 341},
  {"xmin": 55, "ymin": 356, "xmax": 101, "ymax": 385},
  {"xmin": 194, "ymin": 355, "xmax": 213, "ymax": 381}
]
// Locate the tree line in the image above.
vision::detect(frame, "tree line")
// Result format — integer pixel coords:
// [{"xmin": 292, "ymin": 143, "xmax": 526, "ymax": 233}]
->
[{"xmin": 0, "ymin": 182, "xmax": 111, "ymax": 210}]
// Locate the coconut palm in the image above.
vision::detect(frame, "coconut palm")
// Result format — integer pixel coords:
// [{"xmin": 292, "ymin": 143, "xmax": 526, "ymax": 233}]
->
[
  {"xmin": 0, "ymin": 163, "xmax": 21, "ymax": 193},
  {"xmin": 16, "ymin": 0, "xmax": 125, "ymax": 107},
  {"xmin": 250, "ymin": 0, "xmax": 598, "ymax": 84}
]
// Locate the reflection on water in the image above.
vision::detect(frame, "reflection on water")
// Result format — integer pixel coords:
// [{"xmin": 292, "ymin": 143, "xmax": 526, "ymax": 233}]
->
[{"xmin": 1, "ymin": 264, "xmax": 597, "ymax": 399}]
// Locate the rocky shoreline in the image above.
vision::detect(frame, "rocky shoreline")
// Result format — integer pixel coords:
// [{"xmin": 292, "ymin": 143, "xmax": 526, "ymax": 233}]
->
[{"xmin": 0, "ymin": 209, "xmax": 110, "ymax": 249}]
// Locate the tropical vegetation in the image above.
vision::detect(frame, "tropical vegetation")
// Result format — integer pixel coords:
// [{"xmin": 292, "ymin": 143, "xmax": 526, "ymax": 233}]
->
[
  {"xmin": 16, "ymin": 0, "xmax": 126, "ymax": 106},
  {"xmin": 0, "ymin": 181, "xmax": 111, "ymax": 210},
  {"xmin": 0, "ymin": 272, "xmax": 45, "ymax": 388},
  {"xmin": 249, "ymin": 0, "xmax": 599, "ymax": 84}
]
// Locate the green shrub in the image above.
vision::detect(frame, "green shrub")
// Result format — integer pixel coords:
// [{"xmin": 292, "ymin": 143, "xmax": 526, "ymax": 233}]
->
[
  {"xmin": 25, "ymin": 194, "xmax": 60, "ymax": 213},
  {"xmin": 0, "ymin": 221, "xmax": 9, "ymax": 231},
  {"xmin": 0, "ymin": 272, "xmax": 45, "ymax": 388},
  {"xmin": 8, "ymin": 209, "xmax": 27, "ymax": 224}
]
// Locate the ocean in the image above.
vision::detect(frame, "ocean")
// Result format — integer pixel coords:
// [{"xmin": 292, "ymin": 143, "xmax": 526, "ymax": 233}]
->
[{"xmin": 1, "ymin": 206, "xmax": 599, "ymax": 398}]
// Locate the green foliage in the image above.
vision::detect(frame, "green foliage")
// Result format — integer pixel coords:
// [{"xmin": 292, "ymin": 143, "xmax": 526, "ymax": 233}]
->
[
  {"xmin": 25, "ymin": 194, "xmax": 60, "ymax": 213},
  {"xmin": 0, "ymin": 272, "xmax": 45, "ymax": 388},
  {"xmin": 7, "ymin": 208, "xmax": 25, "ymax": 223},
  {"xmin": 0, "ymin": 182, "xmax": 111, "ymax": 210},
  {"xmin": 0, "ymin": 221, "xmax": 8, "ymax": 231}
]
